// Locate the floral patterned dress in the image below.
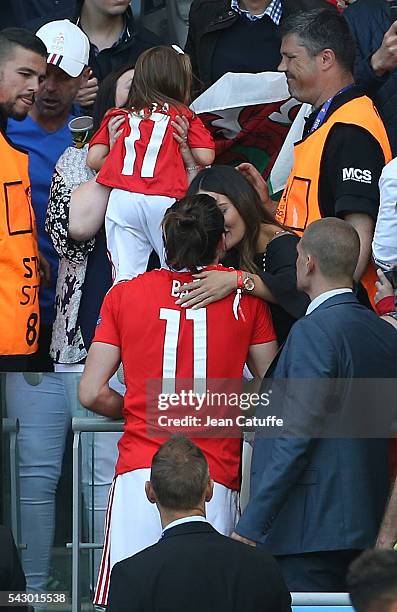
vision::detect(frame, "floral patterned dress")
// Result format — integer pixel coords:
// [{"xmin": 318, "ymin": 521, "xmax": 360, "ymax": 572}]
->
[{"xmin": 45, "ymin": 145, "xmax": 95, "ymax": 364}]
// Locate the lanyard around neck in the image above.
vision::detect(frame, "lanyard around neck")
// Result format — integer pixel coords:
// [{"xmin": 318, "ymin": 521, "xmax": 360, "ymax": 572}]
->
[{"xmin": 309, "ymin": 84, "xmax": 354, "ymax": 134}]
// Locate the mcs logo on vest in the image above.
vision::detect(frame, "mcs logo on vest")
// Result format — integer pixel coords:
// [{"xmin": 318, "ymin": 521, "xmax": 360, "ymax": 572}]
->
[{"xmin": 342, "ymin": 168, "xmax": 372, "ymax": 184}]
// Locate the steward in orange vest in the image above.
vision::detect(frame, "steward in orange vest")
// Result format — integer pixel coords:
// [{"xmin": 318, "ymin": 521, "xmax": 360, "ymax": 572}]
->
[
  {"xmin": 276, "ymin": 94, "xmax": 392, "ymax": 307},
  {"xmin": 0, "ymin": 131, "xmax": 40, "ymax": 355}
]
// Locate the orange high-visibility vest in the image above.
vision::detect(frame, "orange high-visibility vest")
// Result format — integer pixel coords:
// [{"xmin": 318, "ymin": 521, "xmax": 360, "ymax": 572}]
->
[
  {"xmin": 0, "ymin": 131, "xmax": 40, "ymax": 355},
  {"xmin": 276, "ymin": 95, "xmax": 392, "ymax": 306}
]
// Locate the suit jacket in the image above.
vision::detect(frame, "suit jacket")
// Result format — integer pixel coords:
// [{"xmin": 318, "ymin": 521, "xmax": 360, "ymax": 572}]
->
[
  {"xmin": 0, "ymin": 526, "xmax": 27, "ymax": 612},
  {"xmin": 236, "ymin": 293, "xmax": 397, "ymax": 555},
  {"xmin": 185, "ymin": 0, "xmax": 336, "ymax": 94},
  {"xmin": 106, "ymin": 521, "xmax": 291, "ymax": 612}
]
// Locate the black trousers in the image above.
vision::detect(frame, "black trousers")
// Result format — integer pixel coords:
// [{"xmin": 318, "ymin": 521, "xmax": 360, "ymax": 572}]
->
[{"xmin": 275, "ymin": 549, "xmax": 361, "ymax": 592}]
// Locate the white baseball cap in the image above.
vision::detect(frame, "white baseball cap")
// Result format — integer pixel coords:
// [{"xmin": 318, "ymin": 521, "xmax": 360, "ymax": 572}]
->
[{"xmin": 36, "ymin": 20, "xmax": 90, "ymax": 78}]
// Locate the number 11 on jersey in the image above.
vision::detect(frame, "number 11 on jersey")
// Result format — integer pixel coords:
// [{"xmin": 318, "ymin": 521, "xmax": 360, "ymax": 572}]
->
[{"xmin": 160, "ymin": 308, "xmax": 207, "ymax": 395}]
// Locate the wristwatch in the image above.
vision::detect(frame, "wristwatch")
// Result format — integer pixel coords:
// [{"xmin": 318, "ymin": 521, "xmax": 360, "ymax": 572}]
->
[{"xmin": 243, "ymin": 272, "xmax": 255, "ymax": 292}]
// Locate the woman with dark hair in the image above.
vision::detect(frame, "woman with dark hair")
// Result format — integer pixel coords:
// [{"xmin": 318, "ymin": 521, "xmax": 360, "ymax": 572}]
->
[
  {"xmin": 79, "ymin": 193, "xmax": 278, "ymax": 606},
  {"xmin": 91, "ymin": 64, "xmax": 135, "ymax": 132},
  {"xmin": 176, "ymin": 165, "xmax": 309, "ymax": 343}
]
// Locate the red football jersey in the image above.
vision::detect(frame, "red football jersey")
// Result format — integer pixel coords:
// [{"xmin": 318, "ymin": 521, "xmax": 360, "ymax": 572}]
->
[
  {"xmin": 94, "ymin": 265, "xmax": 276, "ymax": 490},
  {"xmin": 90, "ymin": 105, "xmax": 215, "ymax": 199}
]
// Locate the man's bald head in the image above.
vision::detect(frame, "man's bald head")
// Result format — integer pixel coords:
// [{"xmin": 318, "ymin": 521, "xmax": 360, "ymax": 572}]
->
[{"xmin": 300, "ymin": 217, "xmax": 360, "ymax": 284}]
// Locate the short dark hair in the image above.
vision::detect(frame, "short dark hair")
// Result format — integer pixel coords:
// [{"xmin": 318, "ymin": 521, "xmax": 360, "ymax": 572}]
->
[
  {"xmin": 0, "ymin": 28, "xmax": 47, "ymax": 66},
  {"xmin": 347, "ymin": 550, "xmax": 397, "ymax": 612},
  {"xmin": 92, "ymin": 64, "xmax": 134, "ymax": 132},
  {"xmin": 150, "ymin": 436, "xmax": 209, "ymax": 511},
  {"xmin": 281, "ymin": 8, "xmax": 355, "ymax": 73},
  {"xmin": 300, "ymin": 217, "xmax": 360, "ymax": 282},
  {"xmin": 162, "ymin": 193, "xmax": 225, "ymax": 273}
]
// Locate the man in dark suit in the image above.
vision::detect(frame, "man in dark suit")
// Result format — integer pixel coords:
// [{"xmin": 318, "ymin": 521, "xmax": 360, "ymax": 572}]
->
[
  {"xmin": 106, "ymin": 436, "xmax": 291, "ymax": 612},
  {"xmin": 232, "ymin": 218, "xmax": 397, "ymax": 592}
]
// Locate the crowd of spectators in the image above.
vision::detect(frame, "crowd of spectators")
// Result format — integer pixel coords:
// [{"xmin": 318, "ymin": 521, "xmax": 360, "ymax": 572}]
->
[{"xmin": 1, "ymin": 1, "xmax": 397, "ymax": 610}]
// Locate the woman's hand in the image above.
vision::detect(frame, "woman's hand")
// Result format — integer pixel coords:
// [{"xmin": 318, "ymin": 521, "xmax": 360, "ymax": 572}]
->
[
  {"xmin": 172, "ymin": 114, "xmax": 190, "ymax": 153},
  {"xmin": 236, "ymin": 162, "xmax": 276, "ymax": 215},
  {"xmin": 375, "ymin": 268, "xmax": 395, "ymax": 303},
  {"xmin": 175, "ymin": 270, "xmax": 237, "ymax": 309},
  {"xmin": 108, "ymin": 115, "xmax": 125, "ymax": 149},
  {"xmin": 172, "ymin": 114, "xmax": 201, "ymax": 183},
  {"xmin": 237, "ymin": 162, "xmax": 269, "ymax": 201}
]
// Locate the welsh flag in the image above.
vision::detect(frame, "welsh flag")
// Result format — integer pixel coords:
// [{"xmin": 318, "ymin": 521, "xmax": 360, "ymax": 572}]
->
[{"xmin": 192, "ymin": 72, "xmax": 311, "ymax": 196}]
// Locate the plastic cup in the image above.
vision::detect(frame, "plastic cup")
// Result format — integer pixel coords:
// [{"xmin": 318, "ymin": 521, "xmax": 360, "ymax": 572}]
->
[{"xmin": 68, "ymin": 115, "xmax": 94, "ymax": 148}]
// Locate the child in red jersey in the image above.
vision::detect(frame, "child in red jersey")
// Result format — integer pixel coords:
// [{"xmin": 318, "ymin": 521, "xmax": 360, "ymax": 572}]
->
[{"xmin": 87, "ymin": 46, "xmax": 215, "ymax": 282}]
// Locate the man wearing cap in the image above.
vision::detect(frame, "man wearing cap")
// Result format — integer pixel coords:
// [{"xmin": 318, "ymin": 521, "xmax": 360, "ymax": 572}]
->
[
  {"xmin": 23, "ymin": 0, "xmax": 160, "ymax": 110},
  {"xmin": 7, "ymin": 19, "xmax": 90, "ymax": 370}
]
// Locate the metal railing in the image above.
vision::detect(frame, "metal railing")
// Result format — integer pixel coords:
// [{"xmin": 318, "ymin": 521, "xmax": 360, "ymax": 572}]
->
[
  {"xmin": 70, "ymin": 417, "xmax": 123, "ymax": 612},
  {"xmin": 2, "ymin": 417, "xmax": 21, "ymax": 550},
  {"xmin": 292, "ymin": 593, "xmax": 352, "ymax": 606},
  {"xmin": 71, "ymin": 417, "xmax": 353, "ymax": 611}
]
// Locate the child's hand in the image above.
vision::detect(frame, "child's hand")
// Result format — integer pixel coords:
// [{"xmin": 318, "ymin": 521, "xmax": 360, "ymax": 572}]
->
[
  {"xmin": 108, "ymin": 115, "xmax": 125, "ymax": 149},
  {"xmin": 172, "ymin": 115, "xmax": 190, "ymax": 152}
]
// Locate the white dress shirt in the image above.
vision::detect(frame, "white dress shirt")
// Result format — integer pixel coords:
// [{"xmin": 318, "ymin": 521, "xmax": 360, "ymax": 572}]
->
[
  {"xmin": 306, "ymin": 288, "xmax": 353, "ymax": 316},
  {"xmin": 162, "ymin": 515, "xmax": 209, "ymax": 537}
]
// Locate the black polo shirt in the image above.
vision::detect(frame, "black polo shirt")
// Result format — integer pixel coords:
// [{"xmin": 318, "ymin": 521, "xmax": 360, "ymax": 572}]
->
[{"xmin": 303, "ymin": 86, "xmax": 387, "ymax": 222}]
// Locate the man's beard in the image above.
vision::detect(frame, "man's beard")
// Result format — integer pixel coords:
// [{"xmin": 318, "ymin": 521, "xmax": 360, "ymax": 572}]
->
[
  {"xmin": 0, "ymin": 99, "xmax": 30, "ymax": 121},
  {"xmin": 8, "ymin": 104, "xmax": 31, "ymax": 121}
]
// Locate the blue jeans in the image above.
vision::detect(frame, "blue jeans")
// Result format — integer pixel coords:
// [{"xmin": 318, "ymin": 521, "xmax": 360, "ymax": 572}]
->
[{"xmin": 5, "ymin": 372, "xmax": 121, "ymax": 598}]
